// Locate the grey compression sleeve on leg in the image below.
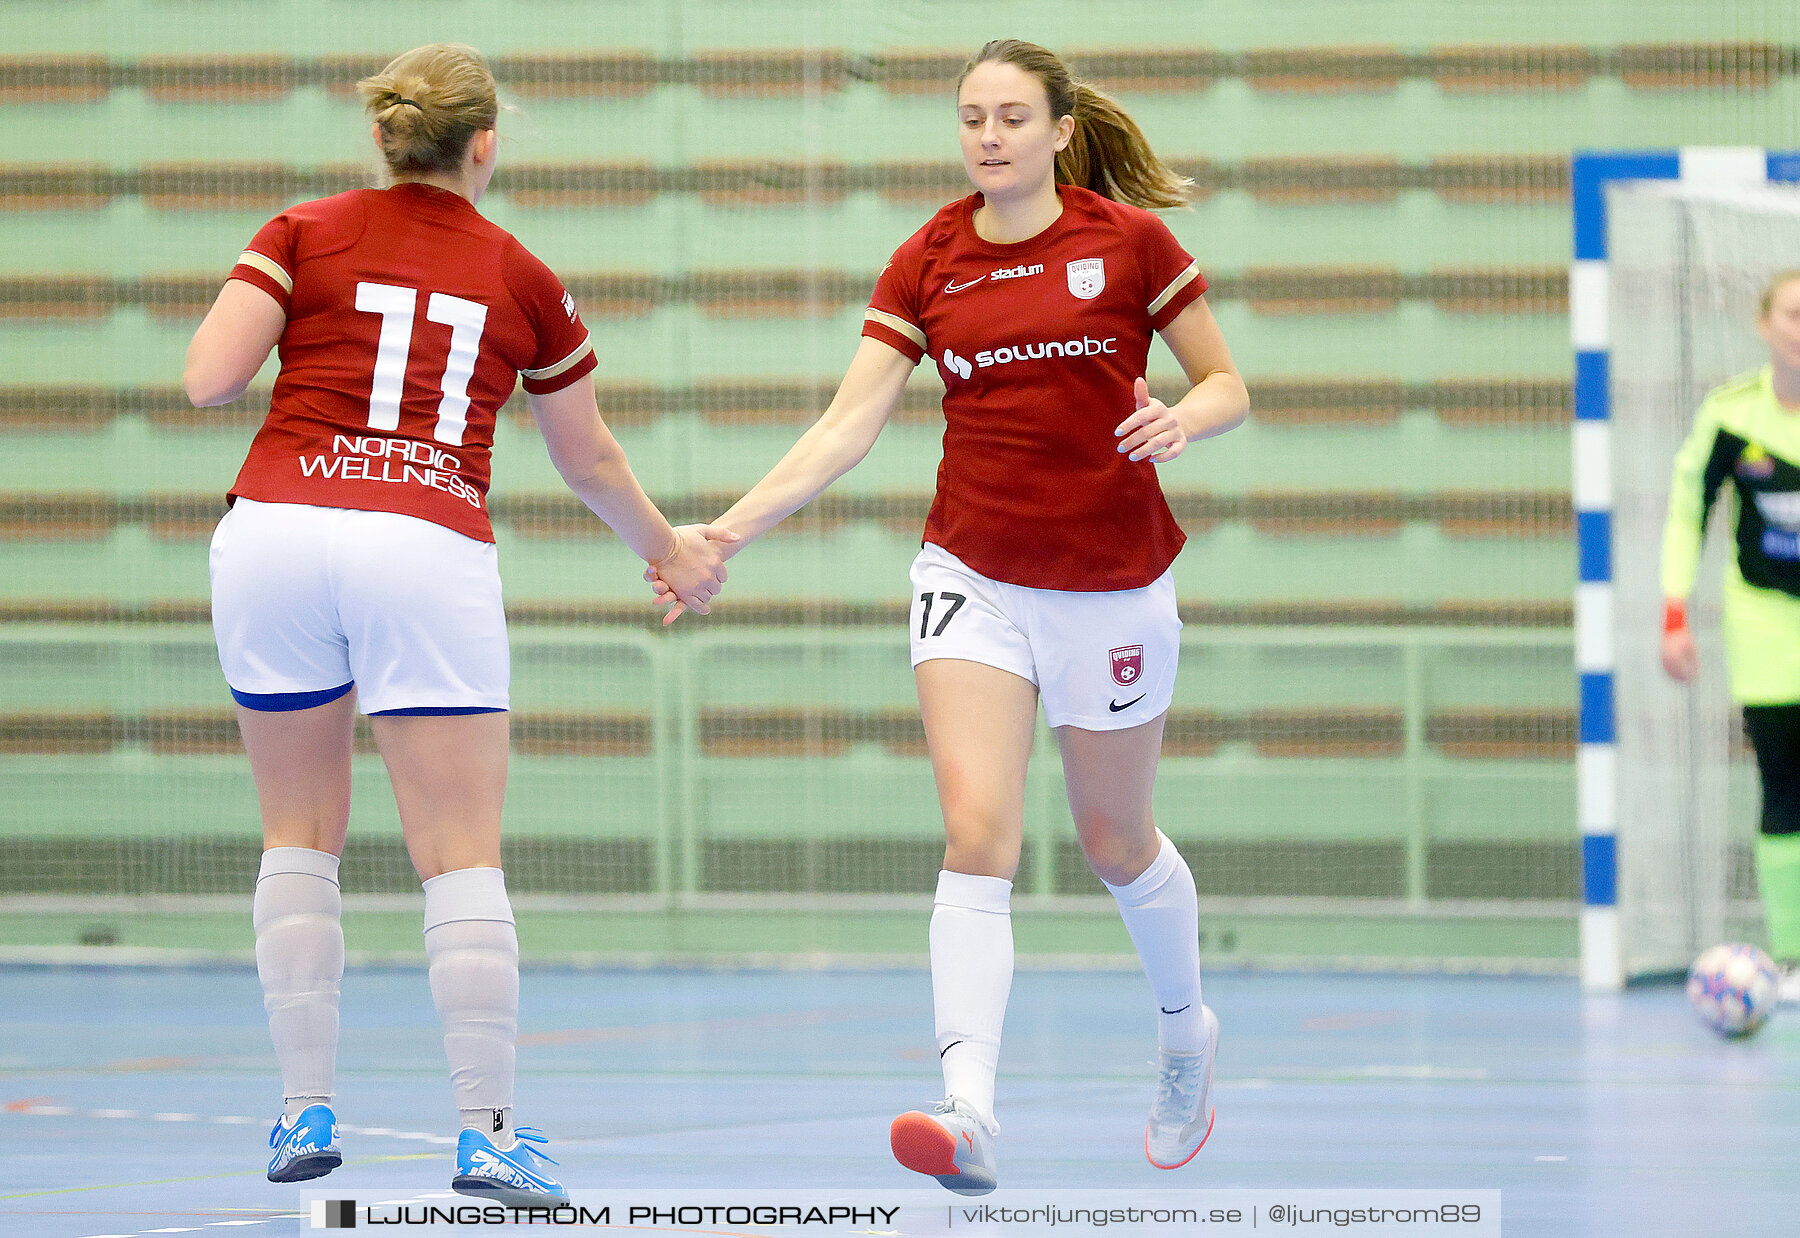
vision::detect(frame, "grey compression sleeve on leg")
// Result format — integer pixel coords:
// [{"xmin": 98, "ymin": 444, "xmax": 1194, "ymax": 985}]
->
[
  {"xmin": 254, "ymin": 846, "xmax": 345, "ymax": 1112},
  {"xmin": 423, "ymin": 866, "xmax": 519, "ymax": 1143}
]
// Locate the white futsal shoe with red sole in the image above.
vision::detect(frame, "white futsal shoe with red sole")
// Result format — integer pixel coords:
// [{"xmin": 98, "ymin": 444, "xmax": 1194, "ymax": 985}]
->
[
  {"xmin": 890, "ymin": 1096, "xmax": 998, "ymax": 1195},
  {"xmin": 1145, "ymin": 1004, "xmax": 1220, "ymax": 1169}
]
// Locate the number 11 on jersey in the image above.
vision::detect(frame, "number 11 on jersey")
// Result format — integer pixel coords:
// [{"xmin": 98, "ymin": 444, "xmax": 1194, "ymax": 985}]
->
[{"xmin": 355, "ymin": 281, "xmax": 488, "ymax": 446}]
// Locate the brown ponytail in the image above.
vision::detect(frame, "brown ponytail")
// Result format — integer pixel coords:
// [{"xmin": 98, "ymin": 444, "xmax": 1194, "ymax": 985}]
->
[
  {"xmin": 357, "ymin": 43, "xmax": 498, "ymax": 179},
  {"xmin": 959, "ymin": 39, "xmax": 1192, "ymax": 210}
]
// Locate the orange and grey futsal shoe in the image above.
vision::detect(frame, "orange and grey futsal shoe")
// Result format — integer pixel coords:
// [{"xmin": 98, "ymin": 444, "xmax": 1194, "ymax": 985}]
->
[
  {"xmin": 890, "ymin": 1096, "xmax": 998, "ymax": 1195},
  {"xmin": 1145, "ymin": 1004, "xmax": 1220, "ymax": 1169}
]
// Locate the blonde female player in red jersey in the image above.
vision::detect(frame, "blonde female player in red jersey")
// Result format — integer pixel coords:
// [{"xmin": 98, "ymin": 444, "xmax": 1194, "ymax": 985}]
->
[
  {"xmin": 650, "ymin": 40, "xmax": 1249, "ymax": 1192},
  {"xmin": 183, "ymin": 44, "xmax": 733, "ymax": 1205}
]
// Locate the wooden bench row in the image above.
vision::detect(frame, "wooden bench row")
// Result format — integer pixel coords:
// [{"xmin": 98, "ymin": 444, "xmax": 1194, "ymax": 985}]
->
[
  {"xmin": 0, "ymin": 378, "xmax": 1574, "ymax": 431},
  {"xmin": 0, "ymin": 489, "xmax": 1574, "ymax": 541},
  {"xmin": 0, "ymin": 598, "xmax": 1574, "ymax": 630},
  {"xmin": 0, "ymin": 44, "xmax": 1788, "ymax": 102},
  {"xmin": 0, "ymin": 267, "xmax": 1569, "ymax": 321},
  {"xmin": 0, "ymin": 155, "xmax": 1570, "ymax": 210},
  {"xmin": 0, "ymin": 707, "xmax": 1577, "ymax": 760}
]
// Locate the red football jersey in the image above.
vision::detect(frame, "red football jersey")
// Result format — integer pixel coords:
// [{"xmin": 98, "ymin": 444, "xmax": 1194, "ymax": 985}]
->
[
  {"xmin": 225, "ymin": 183, "xmax": 597, "ymax": 542},
  {"xmin": 862, "ymin": 185, "xmax": 1206, "ymax": 591}
]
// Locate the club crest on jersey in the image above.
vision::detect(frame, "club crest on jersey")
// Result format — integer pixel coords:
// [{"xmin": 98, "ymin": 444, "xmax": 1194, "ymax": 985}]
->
[
  {"xmin": 1067, "ymin": 258, "xmax": 1105, "ymax": 300},
  {"xmin": 1738, "ymin": 442, "xmax": 1777, "ymax": 479},
  {"xmin": 1110, "ymin": 645, "xmax": 1143, "ymax": 687}
]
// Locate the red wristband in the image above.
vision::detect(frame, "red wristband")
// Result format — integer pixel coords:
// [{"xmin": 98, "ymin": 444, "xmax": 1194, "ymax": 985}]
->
[{"xmin": 1663, "ymin": 599, "xmax": 1689, "ymax": 634}]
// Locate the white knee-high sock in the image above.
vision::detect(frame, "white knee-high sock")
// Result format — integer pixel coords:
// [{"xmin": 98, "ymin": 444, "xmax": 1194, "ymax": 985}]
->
[
  {"xmin": 423, "ymin": 866, "xmax": 518, "ymax": 1145},
  {"xmin": 1102, "ymin": 831, "xmax": 1204, "ymax": 1053},
  {"xmin": 253, "ymin": 846, "xmax": 344, "ymax": 1118},
  {"xmin": 931, "ymin": 870, "xmax": 1013, "ymax": 1133}
]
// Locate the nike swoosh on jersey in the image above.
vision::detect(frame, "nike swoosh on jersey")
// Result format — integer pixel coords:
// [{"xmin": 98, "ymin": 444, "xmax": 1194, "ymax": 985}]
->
[
  {"xmin": 944, "ymin": 275, "xmax": 988, "ymax": 294},
  {"xmin": 1109, "ymin": 694, "xmax": 1147, "ymax": 713}
]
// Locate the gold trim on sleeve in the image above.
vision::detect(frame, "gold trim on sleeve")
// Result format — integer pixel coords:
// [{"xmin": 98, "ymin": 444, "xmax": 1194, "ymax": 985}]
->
[
  {"xmin": 522, "ymin": 335, "xmax": 594, "ymax": 382},
  {"xmin": 1147, "ymin": 262, "xmax": 1201, "ymax": 316},
  {"xmin": 236, "ymin": 250, "xmax": 293, "ymax": 293},
  {"xmin": 863, "ymin": 308, "xmax": 926, "ymax": 350}
]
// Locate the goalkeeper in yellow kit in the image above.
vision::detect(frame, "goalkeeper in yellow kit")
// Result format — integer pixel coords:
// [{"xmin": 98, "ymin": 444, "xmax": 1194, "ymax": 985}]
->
[{"xmin": 1661, "ymin": 269, "xmax": 1800, "ymax": 1003}]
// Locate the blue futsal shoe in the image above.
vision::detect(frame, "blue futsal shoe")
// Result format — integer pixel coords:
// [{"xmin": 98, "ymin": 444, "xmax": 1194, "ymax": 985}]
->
[
  {"xmin": 267, "ymin": 1103, "xmax": 341, "ymax": 1183},
  {"xmin": 452, "ymin": 1126, "xmax": 567, "ymax": 1206}
]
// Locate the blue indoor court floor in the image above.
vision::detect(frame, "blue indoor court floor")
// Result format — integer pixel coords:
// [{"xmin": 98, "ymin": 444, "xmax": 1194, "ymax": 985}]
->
[{"xmin": 0, "ymin": 965, "xmax": 1795, "ymax": 1237}]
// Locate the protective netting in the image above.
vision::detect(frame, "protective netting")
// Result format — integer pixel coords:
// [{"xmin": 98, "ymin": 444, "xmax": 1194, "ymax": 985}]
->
[
  {"xmin": 1609, "ymin": 182, "xmax": 1800, "ymax": 978},
  {"xmin": 3, "ymin": 1, "xmax": 1798, "ymax": 962}
]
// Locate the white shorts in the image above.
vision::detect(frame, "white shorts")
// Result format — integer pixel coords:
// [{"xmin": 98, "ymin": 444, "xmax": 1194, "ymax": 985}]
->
[
  {"xmin": 209, "ymin": 498, "xmax": 509, "ymax": 715},
  {"xmin": 908, "ymin": 542, "xmax": 1180, "ymax": 731}
]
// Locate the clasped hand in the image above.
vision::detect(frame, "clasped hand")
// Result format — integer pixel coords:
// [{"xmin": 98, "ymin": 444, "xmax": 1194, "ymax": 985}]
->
[{"xmin": 646, "ymin": 524, "xmax": 739, "ymax": 624}]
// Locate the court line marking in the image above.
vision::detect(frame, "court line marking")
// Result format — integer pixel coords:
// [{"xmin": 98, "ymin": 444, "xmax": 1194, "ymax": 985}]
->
[
  {"xmin": 100, "ymin": 1057, "xmax": 214, "ymax": 1074},
  {"xmin": 518, "ymin": 1002, "xmax": 920, "ymax": 1046},
  {"xmin": 3, "ymin": 1094, "xmax": 55, "ymax": 1110},
  {"xmin": 5, "ymin": 1102, "xmax": 456, "ymax": 1144},
  {"xmin": 70, "ymin": 1219, "xmax": 292, "ymax": 1238},
  {"xmin": 1, "ymin": 1103, "xmax": 449, "ymax": 1208}
]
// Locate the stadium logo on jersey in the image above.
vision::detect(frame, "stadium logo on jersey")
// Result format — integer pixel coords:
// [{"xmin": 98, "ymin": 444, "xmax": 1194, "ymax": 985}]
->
[
  {"xmin": 1067, "ymin": 258, "xmax": 1105, "ymax": 300},
  {"xmin": 1110, "ymin": 645, "xmax": 1143, "ymax": 687},
  {"xmin": 1738, "ymin": 442, "xmax": 1777, "ymax": 479},
  {"xmin": 943, "ymin": 348, "xmax": 973, "ymax": 380},
  {"xmin": 1753, "ymin": 490, "xmax": 1800, "ymax": 529},
  {"xmin": 990, "ymin": 263, "xmax": 1044, "ymax": 281}
]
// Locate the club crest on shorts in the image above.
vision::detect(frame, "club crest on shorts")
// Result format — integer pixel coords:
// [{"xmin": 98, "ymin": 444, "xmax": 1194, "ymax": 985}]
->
[
  {"xmin": 1067, "ymin": 258, "xmax": 1105, "ymax": 300},
  {"xmin": 1110, "ymin": 645, "xmax": 1143, "ymax": 687}
]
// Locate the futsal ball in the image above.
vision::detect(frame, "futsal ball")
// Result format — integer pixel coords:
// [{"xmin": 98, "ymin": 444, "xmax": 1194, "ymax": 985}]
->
[{"xmin": 1686, "ymin": 943, "xmax": 1779, "ymax": 1039}]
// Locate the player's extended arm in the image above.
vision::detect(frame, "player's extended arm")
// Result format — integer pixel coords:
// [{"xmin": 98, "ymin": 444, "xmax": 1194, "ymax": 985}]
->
[
  {"xmin": 1115, "ymin": 298, "xmax": 1249, "ymax": 462},
  {"xmin": 528, "ymin": 377, "xmax": 734, "ymax": 613},
  {"xmin": 713, "ymin": 336, "xmax": 915, "ymax": 545},
  {"xmin": 1659, "ymin": 401, "xmax": 1729, "ymax": 683},
  {"xmin": 183, "ymin": 280, "xmax": 286, "ymax": 407},
  {"xmin": 646, "ymin": 337, "xmax": 912, "ymax": 623}
]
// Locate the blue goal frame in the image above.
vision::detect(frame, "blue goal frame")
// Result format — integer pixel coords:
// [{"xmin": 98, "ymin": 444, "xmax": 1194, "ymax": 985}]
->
[{"xmin": 1570, "ymin": 147, "xmax": 1800, "ymax": 989}]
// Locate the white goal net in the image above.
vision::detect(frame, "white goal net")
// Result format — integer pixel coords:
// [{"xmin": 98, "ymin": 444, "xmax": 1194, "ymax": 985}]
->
[{"xmin": 1609, "ymin": 181, "xmax": 1800, "ymax": 979}]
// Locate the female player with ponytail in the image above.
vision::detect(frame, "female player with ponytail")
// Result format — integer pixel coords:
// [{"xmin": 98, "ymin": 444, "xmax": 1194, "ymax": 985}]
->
[
  {"xmin": 651, "ymin": 39, "xmax": 1249, "ymax": 1191},
  {"xmin": 184, "ymin": 43, "xmax": 732, "ymax": 1204}
]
